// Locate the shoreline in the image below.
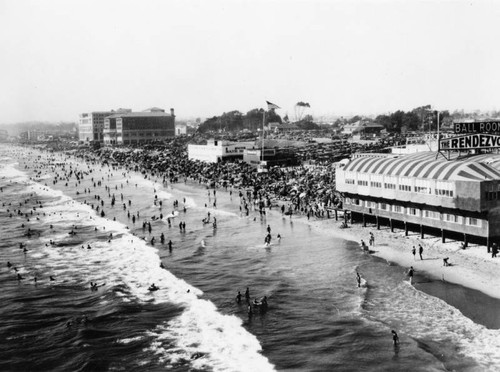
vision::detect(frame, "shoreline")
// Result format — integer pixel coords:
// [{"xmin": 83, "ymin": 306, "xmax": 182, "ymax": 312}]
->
[{"xmin": 304, "ymin": 216, "xmax": 500, "ymax": 300}]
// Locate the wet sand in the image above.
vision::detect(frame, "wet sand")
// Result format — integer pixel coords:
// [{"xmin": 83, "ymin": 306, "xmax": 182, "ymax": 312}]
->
[{"xmin": 307, "ymin": 217, "xmax": 500, "ymax": 300}]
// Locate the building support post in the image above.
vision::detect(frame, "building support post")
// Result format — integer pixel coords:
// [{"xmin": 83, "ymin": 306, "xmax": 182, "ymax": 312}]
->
[
  {"xmin": 441, "ymin": 229, "xmax": 445, "ymax": 243},
  {"xmin": 390, "ymin": 219, "xmax": 393, "ymax": 233},
  {"xmin": 362, "ymin": 213, "xmax": 366, "ymax": 227},
  {"xmin": 376, "ymin": 215, "xmax": 380, "ymax": 230},
  {"xmin": 335, "ymin": 209, "xmax": 338, "ymax": 221},
  {"xmin": 463, "ymin": 233, "xmax": 468, "ymax": 248},
  {"xmin": 487, "ymin": 236, "xmax": 490, "ymax": 253},
  {"xmin": 420, "ymin": 224, "xmax": 424, "ymax": 239},
  {"xmin": 404, "ymin": 222, "xmax": 408, "ymax": 236}
]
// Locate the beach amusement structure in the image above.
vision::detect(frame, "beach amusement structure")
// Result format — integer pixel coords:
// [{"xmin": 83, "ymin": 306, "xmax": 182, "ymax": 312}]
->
[{"xmin": 336, "ymin": 151, "xmax": 500, "ymax": 249}]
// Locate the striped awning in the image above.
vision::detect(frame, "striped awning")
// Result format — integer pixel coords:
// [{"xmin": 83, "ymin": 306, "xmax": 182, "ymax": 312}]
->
[{"xmin": 343, "ymin": 152, "xmax": 500, "ymax": 181}]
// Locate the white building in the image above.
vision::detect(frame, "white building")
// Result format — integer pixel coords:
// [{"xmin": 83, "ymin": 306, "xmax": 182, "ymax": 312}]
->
[
  {"xmin": 79, "ymin": 108, "xmax": 131, "ymax": 143},
  {"xmin": 175, "ymin": 123, "xmax": 187, "ymax": 136},
  {"xmin": 188, "ymin": 139, "xmax": 257, "ymax": 163}
]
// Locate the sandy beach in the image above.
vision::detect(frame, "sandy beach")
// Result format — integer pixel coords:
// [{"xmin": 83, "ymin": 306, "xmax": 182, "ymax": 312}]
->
[{"xmin": 303, "ymin": 215, "xmax": 500, "ymax": 300}]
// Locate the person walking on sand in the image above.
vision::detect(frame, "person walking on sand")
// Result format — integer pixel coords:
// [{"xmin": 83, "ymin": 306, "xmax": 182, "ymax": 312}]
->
[
  {"xmin": 418, "ymin": 244, "xmax": 423, "ymax": 260},
  {"xmin": 407, "ymin": 266, "xmax": 414, "ymax": 285},
  {"xmin": 492, "ymin": 243, "xmax": 498, "ymax": 258},
  {"xmin": 412, "ymin": 246, "xmax": 416, "ymax": 260}
]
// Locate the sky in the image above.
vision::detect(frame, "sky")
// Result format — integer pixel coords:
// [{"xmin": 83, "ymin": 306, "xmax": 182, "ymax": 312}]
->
[{"xmin": 0, "ymin": 0, "xmax": 499, "ymax": 124}]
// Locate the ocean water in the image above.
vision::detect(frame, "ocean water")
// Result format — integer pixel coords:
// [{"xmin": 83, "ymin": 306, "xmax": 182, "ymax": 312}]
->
[{"xmin": 1, "ymin": 144, "xmax": 499, "ymax": 372}]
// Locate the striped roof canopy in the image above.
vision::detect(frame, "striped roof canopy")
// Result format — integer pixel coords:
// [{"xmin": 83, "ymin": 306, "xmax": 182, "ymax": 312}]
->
[{"xmin": 343, "ymin": 152, "xmax": 500, "ymax": 181}]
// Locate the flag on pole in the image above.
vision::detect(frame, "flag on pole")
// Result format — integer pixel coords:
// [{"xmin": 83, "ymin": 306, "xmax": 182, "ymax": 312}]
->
[{"xmin": 266, "ymin": 101, "xmax": 280, "ymax": 110}]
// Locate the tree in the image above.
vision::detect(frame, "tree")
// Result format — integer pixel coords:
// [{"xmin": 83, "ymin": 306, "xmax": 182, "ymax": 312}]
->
[
  {"xmin": 294, "ymin": 101, "xmax": 310, "ymax": 121},
  {"xmin": 347, "ymin": 115, "xmax": 362, "ymax": 124}
]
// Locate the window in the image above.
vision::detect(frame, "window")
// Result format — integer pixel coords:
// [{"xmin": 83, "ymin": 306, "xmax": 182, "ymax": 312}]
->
[
  {"xmin": 435, "ymin": 181, "xmax": 454, "ymax": 198},
  {"xmin": 415, "ymin": 179, "xmax": 431, "ymax": 194},
  {"xmin": 384, "ymin": 175, "xmax": 397, "ymax": 190},
  {"xmin": 435, "ymin": 189, "xmax": 454, "ymax": 197},
  {"xmin": 466, "ymin": 217, "xmax": 481, "ymax": 227},
  {"xmin": 345, "ymin": 179, "xmax": 355, "ymax": 185},
  {"xmin": 358, "ymin": 173, "xmax": 369, "ymax": 187},
  {"xmin": 379, "ymin": 203, "xmax": 387, "ymax": 210},
  {"xmin": 370, "ymin": 174, "xmax": 383, "ymax": 188},
  {"xmin": 485, "ymin": 191, "xmax": 500, "ymax": 201},
  {"xmin": 393, "ymin": 205, "xmax": 403, "ymax": 213},
  {"xmin": 424, "ymin": 210, "xmax": 440, "ymax": 220},
  {"xmin": 445, "ymin": 214, "xmax": 461, "ymax": 223},
  {"xmin": 408, "ymin": 208, "xmax": 419, "ymax": 216},
  {"xmin": 399, "ymin": 177, "xmax": 412, "ymax": 192}
]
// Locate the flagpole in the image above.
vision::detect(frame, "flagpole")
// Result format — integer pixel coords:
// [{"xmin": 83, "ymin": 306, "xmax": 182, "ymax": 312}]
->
[{"xmin": 262, "ymin": 110, "xmax": 266, "ymax": 162}]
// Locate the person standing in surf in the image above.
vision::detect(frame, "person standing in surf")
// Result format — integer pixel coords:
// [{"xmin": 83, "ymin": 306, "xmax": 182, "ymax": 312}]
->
[
  {"xmin": 391, "ymin": 330, "xmax": 399, "ymax": 346},
  {"xmin": 245, "ymin": 287, "xmax": 250, "ymax": 304}
]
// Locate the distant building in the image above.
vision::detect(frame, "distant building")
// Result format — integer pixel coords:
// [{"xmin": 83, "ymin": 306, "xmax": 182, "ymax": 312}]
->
[
  {"xmin": 243, "ymin": 148, "xmax": 299, "ymax": 168},
  {"xmin": 103, "ymin": 108, "xmax": 175, "ymax": 145},
  {"xmin": 188, "ymin": 139, "xmax": 256, "ymax": 163},
  {"xmin": 79, "ymin": 108, "xmax": 131, "ymax": 143},
  {"xmin": 276, "ymin": 123, "xmax": 300, "ymax": 133},
  {"xmin": 0, "ymin": 129, "xmax": 8, "ymax": 142},
  {"xmin": 175, "ymin": 122, "xmax": 187, "ymax": 136},
  {"xmin": 342, "ymin": 119, "xmax": 384, "ymax": 137},
  {"xmin": 19, "ymin": 130, "xmax": 43, "ymax": 142}
]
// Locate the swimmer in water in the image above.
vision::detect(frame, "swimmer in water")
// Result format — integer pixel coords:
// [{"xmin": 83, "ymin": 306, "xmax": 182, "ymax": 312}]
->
[{"xmin": 148, "ymin": 283, "xmax": 159, "ymax": 291}]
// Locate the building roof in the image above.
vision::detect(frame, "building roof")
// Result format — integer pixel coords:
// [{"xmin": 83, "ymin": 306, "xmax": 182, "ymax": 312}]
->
[
  {"xmin": 143, "ymin": 107, "xmax": 165, "ymax": 112},
  {"xmin": 343, "ymin": 120, "xmax": 384, "ymax": 133},
  {"xmin": 106, "ymin": 112, "xmax": 173, "ymax": 119},
  {"xmin": 343, "ymin": 151, "xmax": 500, "ymax": 181}
]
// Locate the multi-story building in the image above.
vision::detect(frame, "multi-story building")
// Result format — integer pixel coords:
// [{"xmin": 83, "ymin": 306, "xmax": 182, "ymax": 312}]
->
[
  {"xmin": 103, "ymin": 108, "xmax": 175, "ymax": 145},
  {"xmin": 79, "ymin": 109, "xmax": 131, "ymax": 143},
  {"xmin": 336, "ymin": 151, "xmax": 500, "ymax": 247}
]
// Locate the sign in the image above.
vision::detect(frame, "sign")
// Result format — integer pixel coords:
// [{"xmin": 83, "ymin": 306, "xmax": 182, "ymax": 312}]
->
[
  {"xmin": 440, "ymin": 134, "xmax": 500, "ymax": 150},
  {"xmin": 454, "ymin": 121, "xmax": 500, "ymax": 134}
]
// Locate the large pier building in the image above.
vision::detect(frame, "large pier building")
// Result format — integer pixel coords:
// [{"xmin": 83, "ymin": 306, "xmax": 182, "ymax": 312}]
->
[{"xmin": 336, "ymin": 152, "xmax": 500, "ymax": 247}]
